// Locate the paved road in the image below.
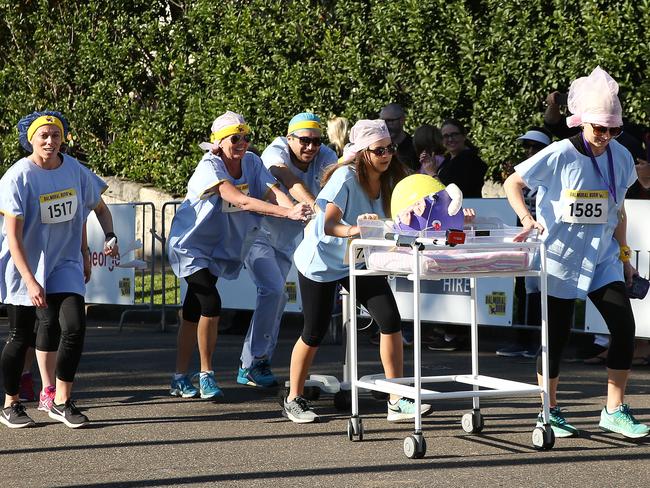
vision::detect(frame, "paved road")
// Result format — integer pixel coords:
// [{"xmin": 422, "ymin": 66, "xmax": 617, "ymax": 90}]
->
[{"xmin": 2, "ymin": 318, "xmax": 649, "ymax": 487}]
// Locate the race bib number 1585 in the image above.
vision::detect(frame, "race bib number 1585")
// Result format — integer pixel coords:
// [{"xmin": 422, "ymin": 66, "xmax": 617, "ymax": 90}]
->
[{"xmin": 561, "ymin": 190, "xmax": 608, "ymax": 224}]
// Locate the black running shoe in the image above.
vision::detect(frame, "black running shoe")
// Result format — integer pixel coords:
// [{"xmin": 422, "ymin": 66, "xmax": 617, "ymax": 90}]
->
[
  {"xmin": 1, "ymin": 401, "xmax": 36, "ymax": 429},
  {"xmin": 48, "ymin": 400, "xmax": 89, "ymax": 428}
]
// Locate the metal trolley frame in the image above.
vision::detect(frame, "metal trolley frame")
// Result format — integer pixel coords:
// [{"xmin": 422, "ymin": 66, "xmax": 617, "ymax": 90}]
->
[{"xmin": 346, "ymin": 237, "xmax": 555, "ymax": 458}]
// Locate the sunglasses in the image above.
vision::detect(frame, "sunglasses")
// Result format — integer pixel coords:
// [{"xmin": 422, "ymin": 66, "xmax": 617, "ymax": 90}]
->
[
  {"xmin": 293, "ymin": 136, "xmax": 322, "ymax": 147},
  {"xmin": 589, "ymin": 124, "xmax": 622, "ymax": 138},
  {"xmin": 442, "ymin": 131, "xmax": 462, "ymax": 140},
  {"xmin": 366, "ymin": 144, "xmax": 397, "ymax": 156},
  {"xmin": 230, "ymin": 133, "xmax": 252, "ymax": 144}
]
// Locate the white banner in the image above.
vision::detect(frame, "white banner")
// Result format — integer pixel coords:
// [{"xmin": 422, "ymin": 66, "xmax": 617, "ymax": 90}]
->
[{"xmin": 85, "ymin": 203, "xmax": 136, "ymax": 305}]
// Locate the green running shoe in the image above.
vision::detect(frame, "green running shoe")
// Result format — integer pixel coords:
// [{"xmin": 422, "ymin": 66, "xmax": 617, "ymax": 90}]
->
[
  {"xmin": 599, "ymin": 404, "xmax": 650, "ymax": 439},
  {"xmin": 536, "ymin": 406, "xmax": 579, "ymax": 438}
]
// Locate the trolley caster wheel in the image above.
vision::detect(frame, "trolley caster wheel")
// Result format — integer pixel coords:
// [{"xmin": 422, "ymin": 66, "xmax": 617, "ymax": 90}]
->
[
  {"xmin": 532, "ymin": 426, "xmax": 555, "ymax": 450},
  {"xmin": 334, "ymin": 390, "xmax": 351, "ymax": 411},
  {"xmin": 370, "ymin": 389, "xmax": 389, "ymax": 401},
  {"xmin": 461, "ymin": 411, "xmax": 484, "ymax": 434},
  {"xmin": 303, "ymin": 385, "xmax": 321, "ymax": 401},
  {"xmin": 347, "ymin": 417, "xmax": 364, "ymax": 441},
  {"xmin": 403, "ymin": 434, "xmax": 426, "ymax": 459}
]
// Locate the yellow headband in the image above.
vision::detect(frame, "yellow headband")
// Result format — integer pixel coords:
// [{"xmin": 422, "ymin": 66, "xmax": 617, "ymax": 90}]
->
[
  {"xmin": 27, "ymin": 115, "xmax": 65, "ymax": 142},
  {"xmin": 287, "ymin": 120, "xmax": 321, "ymax": 136},
  {"xmin": 210, "ymin": 123, "xmax": 251, "ymax": 143}
]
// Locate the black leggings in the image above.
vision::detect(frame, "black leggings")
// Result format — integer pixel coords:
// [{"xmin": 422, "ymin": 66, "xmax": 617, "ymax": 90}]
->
[
  {"xmin": 2, "ymin": 293, "xmax": 86, "ymax": 395},
  {"xmin": 182, "ymin": 268, "xmax": 221, "ymax": 323},
  {"xmin": 298, "ymin": 272, "xmax": 401, "ymax": 347},
  {"xmin": 537, "ymin": 281, "xmax": 635, "ymax": 377}
]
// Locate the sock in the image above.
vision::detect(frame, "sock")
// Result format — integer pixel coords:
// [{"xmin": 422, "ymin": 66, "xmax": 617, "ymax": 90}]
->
[{"xmin": 199, "ymin": 371, "xmax": 213, "ymax": 378}]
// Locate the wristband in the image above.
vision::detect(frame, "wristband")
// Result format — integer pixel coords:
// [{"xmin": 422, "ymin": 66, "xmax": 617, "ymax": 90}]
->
[
  {"xmin": 520, "ymin": 214, "xmax": 533, "ymax": 223},
  {"xmin": 619, "ymin": 245, "xmax": 631, "ymax": 263},
  {"xmin": 105, "ymin": 232, "xmax": 117, "ymax": 242}
]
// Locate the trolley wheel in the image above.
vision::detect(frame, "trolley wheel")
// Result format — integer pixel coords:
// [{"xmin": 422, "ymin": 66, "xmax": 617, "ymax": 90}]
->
[
  {"xmin": 347, "ymin": 417, "xmax": 364, "ymax": 442},
  {"xmin": 334, "ymin": 390, "xmax": 351, "ymax": 411},
  {"xmin": 403, "ymin": 434, "xmax": 427, "ymax": 459},
  {"xmin": 532, "ymin": 426, "xmax": 555, "ymax": 450},
  {"xmin": 370, "ymin": 389, "xmax": 389, "ymax": 401},
  {"xmin": 303, "ymin": 385, "xmax": 321, "ymax": 401},
  {"xmin": 461, "ymin": 411, "xmax": 484, "ymax": 434}
]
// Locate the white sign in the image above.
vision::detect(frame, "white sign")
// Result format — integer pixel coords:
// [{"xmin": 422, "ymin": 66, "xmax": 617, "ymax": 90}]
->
[
  {"xmin": 85, "ymin": 203, "xmax": 136, "ymax": 305},
  {"xmin": 586, "ymin": 200, "xmax": 650, "ymax": 338}
]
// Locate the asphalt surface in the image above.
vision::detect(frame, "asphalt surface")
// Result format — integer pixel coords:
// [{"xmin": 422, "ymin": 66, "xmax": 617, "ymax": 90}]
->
[{"xmin": 2, "ymin": 315, "xmax": 650, "ymax": 488}]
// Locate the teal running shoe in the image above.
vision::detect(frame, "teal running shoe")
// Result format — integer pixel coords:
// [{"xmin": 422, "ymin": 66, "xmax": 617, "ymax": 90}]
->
[
  {"xmin": 536, "ymin": 406, "xmax": 579, "ymax": 438},
  {"xmin": 170, "ymin": 375, "xmax": 198, "ymax": 398},
  {"xmin": 237, "ymin": 359, "xmax": 278, "ymax": 387},
  {"xmin": 386, "ymin": 398, "xmax": 433, "ymax": 421},
  {"xmin": 198, "ymin": 371, "xmax": 223, "ymax": 399},
  {"xmin": 599, "ymin": 404, "xmax": 650, "ymax": 439}
]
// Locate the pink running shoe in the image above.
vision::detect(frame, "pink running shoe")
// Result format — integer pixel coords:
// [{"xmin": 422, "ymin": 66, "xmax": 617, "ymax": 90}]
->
[
  {"xmin": 38, "ymin": 386, "xmax": 56, "ymax": 412},
  {"xmin": 19, "ymin": 372, "xmax": 36, "ymax": 402}
]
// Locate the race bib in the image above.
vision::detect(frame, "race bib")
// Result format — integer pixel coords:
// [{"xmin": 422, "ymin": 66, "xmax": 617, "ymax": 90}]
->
[
  {"xmin": 39, "ymin": 188, "xmax": 78, "ymax": 224},
  {"xmin": 222, "ymin": 184, "xmax": 249, "ymax": 213},
  {"xmin": 344, "ymin": 238, "xmax": 365, "ymax": 266},
  {"xmin": 561, "ymin": 190, "xmax": 608, "ymax": 224}
]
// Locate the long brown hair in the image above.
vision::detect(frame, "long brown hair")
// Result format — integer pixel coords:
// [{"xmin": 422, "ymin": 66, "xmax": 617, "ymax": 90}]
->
[{"xmin": 321, "ymin": 151, "xmax": 408, "ymax": 216}]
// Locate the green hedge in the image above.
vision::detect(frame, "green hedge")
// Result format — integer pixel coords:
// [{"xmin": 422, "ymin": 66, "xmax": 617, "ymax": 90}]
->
[{"xmin": 1, "ymin": 0, "xmax": 648, "ymax": 194}]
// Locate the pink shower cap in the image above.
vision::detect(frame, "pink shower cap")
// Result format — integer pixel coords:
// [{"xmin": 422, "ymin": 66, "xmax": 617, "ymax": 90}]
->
[
  {"xmin": 338, "ymin": 119, "xmax": 391, "ymax": 163},
  {"xmin": 566, "ymin": 66, "xmax": 623, "ymax": 128},
  {"xmin": 199, "ymin": 111, "xmax": 249, "ymax": 151}
]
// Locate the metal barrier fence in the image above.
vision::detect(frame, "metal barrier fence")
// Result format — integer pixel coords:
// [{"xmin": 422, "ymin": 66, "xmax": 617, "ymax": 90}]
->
[
  {"xmin": 158, "ymin": 200, "xmax": 183, "ymax": 332},
  {"xmin": 116, "ymin": 201, "xmax": 159, "ymax": 331}
]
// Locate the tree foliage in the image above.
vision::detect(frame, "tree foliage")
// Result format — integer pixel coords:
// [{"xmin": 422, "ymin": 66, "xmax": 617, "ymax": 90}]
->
[{"xmin": 1, "ymin": 0, "xmax": 648, "ymax": 194}]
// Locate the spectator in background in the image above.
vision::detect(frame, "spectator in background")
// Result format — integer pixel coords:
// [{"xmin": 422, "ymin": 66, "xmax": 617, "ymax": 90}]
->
[
  {"xmin": 380, "ymin": 103, "xmax": 418, "ymax": 171},
  {"xmin": 327, "ymin": 116, "xmax": 351, "ymax": 158},
  {"xmin": 496, "ymin": 127, "xmax": 551, "ymax": 358},
  {"xmin": 413, "ymin": 124, "xmax": 445, "ymax": 177},
  {"xmin": 438, "ymin": 119, "xmax": 487, "ymax": 198}
]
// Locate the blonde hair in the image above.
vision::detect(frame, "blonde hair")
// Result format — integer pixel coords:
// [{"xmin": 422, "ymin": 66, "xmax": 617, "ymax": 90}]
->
[{"xmin": 327, "ymin": 116, "xmax": 351, "ymax": 157}]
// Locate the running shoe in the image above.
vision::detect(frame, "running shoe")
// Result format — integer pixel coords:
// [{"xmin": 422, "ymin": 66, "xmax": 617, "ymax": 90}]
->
[
  {"xmin": 170, "ymin": 375, "xmax": 199, "ymax": 398},
  {"xmin": 386, "ymin": 398, "xmax": 433, "ymax": 422},
  {"xmin": 48, "ymin": 400, "xmax": 89, "ymax": 428},
  {"xmin": 536, "ymin": 406, "xmax": 579, "ymax": 438},
  {"xmin": 38, "ymin": 385, "xmax": 56, "ymax": 412},
  {"xmin": 19, "ymin": 372, "xmax": 36, "ymax": 402},
  {"xmin": 282, "ymin": 395, "xmax": 319, "ymax": 423},
  {"xmin": 237, "ymin": 359, "xmax": 278, "ymax": 387},
  {"xmin": 496, "ymin": 344, "xmax": 528, "ymax": 357},
  {"xmin": 599, "ymin": 404, "xmax": 650, "ymax": 439},
  {"xmin": 198, "ymin": 371, "xmax": 223, "ymax": 399},
  {"xmin": 1, "ymin": 402, "xmax": 35, "ymax": 429}
]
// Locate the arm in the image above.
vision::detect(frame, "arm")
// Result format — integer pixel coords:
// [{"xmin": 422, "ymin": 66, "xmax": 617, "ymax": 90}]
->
[
  {"xmin": 4, "ymin": 216, "xmax": 46, "ymax": 308},
  {"xmin": 322, "ymin": 202, "xmax": 378, "ymax": 238},
  {"xmin": 268, "ymin": 165, "xmax": 317, "ymax": 208},
  {"xmin": 216, "ymin": 180, "xmax": 311, "ymax": 221},
  {"xmin": 82, "ymin": 222, "xmax": 91, "ymax": 283},
  {"xmin": 93, "ymin": 197, "xmax": 119, "ymax": 257},
  {"xmin": 613, "ymin": 202, "xmax": 636, "ymax": 286},
  {"xmin": 504, "ymin": 172, "xmax": 545, "ymax": 241}
]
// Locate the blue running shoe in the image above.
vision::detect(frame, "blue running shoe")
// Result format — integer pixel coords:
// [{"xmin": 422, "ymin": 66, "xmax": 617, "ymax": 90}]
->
[
  {"xmin": 199, "ymin": 371, "xmax": 223, "ymax": 399},
  {"xmin": 237, "ymin": 359, "xmax": 278, "ymax": 387},
  {"xmin": 170, "ymin": 375, "xmax": 198, "ymax": 398}
]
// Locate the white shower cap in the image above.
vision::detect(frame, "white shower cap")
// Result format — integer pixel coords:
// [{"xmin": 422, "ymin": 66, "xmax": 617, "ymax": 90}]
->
[
  {"xmin": 566, "ymin": 66, "xmax": 623, "ymax": 128},
  {"xmin": 338, "ymin": 119, "xmax": 391, "ymax": 164}
]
